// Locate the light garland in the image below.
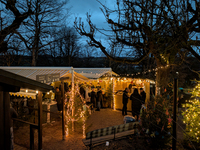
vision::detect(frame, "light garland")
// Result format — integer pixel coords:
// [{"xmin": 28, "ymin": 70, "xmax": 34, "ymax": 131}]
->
[{"xmin": 64, "ymin": 82, "xmax": 91, "ymax": 138}]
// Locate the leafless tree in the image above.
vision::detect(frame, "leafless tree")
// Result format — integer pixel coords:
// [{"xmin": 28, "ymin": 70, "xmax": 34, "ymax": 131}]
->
[
  {"xmin": 47, "ymin": 26, "xmax": 81, "ymax": 66},
  {"xmin": 0, "ymin": 0, "xmax": 33, "ymax": 52},
  {"xmin": 13, "ymin": 0, "xmax": 69, "ymax": 66},
  {"xmin": 74, "ymin": 0, "xmax": 200, "ymax": 92}
]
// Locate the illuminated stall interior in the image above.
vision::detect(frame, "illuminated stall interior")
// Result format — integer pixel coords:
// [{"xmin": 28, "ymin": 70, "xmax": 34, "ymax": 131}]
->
[{"xmin": 113, "ymin": 77, "xmax": 155, "ymax": 111}]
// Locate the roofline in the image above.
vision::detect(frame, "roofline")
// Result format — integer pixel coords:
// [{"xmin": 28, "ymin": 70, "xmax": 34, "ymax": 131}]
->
[
  {"xmin": 0, "ymin": 69, "xmax": 53, "ymax": 92},
  {"xmin": 74, "ymin": 68, "xmax": 112, "ymax": 71},
  {"xmin": 0, "ymin": 67, "xmax": 112, "ymax": 71},
  {"xmin": 0, "ymin": 66, "xmax": 73, "ymax": 70}
]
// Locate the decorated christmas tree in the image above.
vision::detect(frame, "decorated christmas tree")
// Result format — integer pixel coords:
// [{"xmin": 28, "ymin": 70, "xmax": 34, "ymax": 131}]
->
[
  {"xmin": 65, "ymin": 83, "xmax": 91, "ymax": 137},
  {"xmin": 140, "ymin": 90, "xmax": 173, "ymax": 149},
  {"xmin": 182, "ymin": 83, "xmax": 200, "ymax": 143}
]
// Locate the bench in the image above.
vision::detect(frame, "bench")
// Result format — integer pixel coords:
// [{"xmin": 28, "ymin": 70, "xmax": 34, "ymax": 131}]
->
[{"xmin": 82, "ymin": 122, "xmax": 139, "ymax": 149}]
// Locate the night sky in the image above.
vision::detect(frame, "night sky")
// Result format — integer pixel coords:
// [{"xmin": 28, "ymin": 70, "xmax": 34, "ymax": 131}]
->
[{"xmin": 67, "ymin": 0, "xmax": 116, "ymax": 54}]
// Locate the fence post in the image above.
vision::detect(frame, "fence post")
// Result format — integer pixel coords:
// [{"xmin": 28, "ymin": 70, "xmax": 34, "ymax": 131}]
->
[
  {"xmin": 38, "ymin": 91, "xmax": 42, "ymax": 150},
  {"xmin": 61, "ymin": 80, "xmax": 65, "ymax": 140},
  {"xmin": 30, "ymin": 125, "xmax": 34, "ymax": 150},
  {"xmin": 172, "ymin": 78, "xmax": 178, "ymax": 150}
]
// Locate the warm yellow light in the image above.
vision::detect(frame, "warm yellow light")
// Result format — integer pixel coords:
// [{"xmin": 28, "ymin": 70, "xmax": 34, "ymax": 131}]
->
[
  {"xmin": 26, "ymin": 89, "xmax": 28, "ymax": 93},
  {"xmin": 66, "ymin": 127, "xmax": 69, "ymax": 137},
  {"xmin": 47, "ymin": 92, "xmax": 49, "ymax": 95},
  {"xmin": 36, "ymin": 90, "xmax": 38, "ymax": 94}
]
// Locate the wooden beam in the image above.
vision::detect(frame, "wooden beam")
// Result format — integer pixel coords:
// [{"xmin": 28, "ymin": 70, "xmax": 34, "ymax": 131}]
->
[
  {"xmin": 38, "ymin": 91, "xmax": 42, "ymax": 150},
  {"xmin": 61, "ymin": 81, "xmax": 65, "ymax": 140},
  {"xmin": 0, "ymin": 83, "xmax": 20, "ymax": 92},
  {"xmin": 0, "ymin": 92, "xmax": 11, "ymax": 150},
  {"xmin": 0, "ymin": 69, "xmax": 52, "ymax": 92},
  {"xmin": 0, "ymin": 91, "xmax": 4, "ymax": 149}
]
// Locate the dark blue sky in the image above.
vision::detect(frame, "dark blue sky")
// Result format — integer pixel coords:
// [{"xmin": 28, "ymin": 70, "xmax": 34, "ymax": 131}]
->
[
  {"xmin": 68, "ymin": 0, "xmax": 115, "ymax": 28},
  {"xmin": 67, "ymin": 0, "xmax": 116, "ymax": 55}
]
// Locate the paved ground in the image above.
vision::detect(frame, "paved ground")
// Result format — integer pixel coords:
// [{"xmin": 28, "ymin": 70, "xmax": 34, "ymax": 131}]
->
[
  {"xmin": 13, "ymin": 108, "xmax": 128, "ymax": 150},
  {"xmin": 13, "ymin": 109, "xmax": 186, "ymax": 150},
  {"xmin": 85, "ymin": 108, "xmax": 130, "ymax": 132}
]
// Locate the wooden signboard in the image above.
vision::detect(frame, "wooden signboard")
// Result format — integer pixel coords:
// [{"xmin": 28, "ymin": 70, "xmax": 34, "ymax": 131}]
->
[{"xmin": 36, "ymin": 73, "xmax": 60, "ymax": 83}]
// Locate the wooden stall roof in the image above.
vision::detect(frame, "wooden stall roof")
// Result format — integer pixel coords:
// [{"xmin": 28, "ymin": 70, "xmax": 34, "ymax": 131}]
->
[{"xmin": 0, "ymin": 69, "xmax": 53, "ymax": 92}]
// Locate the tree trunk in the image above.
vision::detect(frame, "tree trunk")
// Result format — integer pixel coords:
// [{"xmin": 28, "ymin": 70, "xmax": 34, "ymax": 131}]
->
[
  {"xmin": 156, "ymin": 63, "xmax": 170, "ymax": 95},
  {"xmin": 32, "ymin": 49, "xmax": 36, "ymax": 66}
]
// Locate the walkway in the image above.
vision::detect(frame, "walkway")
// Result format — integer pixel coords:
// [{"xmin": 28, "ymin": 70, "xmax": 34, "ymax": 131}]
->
[{"xmin": 13, "ymin": 108, "xmax": 127, "ymax": 150}]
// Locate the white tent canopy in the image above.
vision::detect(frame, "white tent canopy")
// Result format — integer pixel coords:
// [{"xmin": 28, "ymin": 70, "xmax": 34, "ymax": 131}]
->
[
  {"xmin": 0, "ymin": 67, "xmax": 118, "ymax": 80},
  {"xmin": 74, "ymin": 68, "xmax": 119, "ymax": 79},
  {"xmin": 0, "ymin": 67, "xmax": 72, "ymax": 81}
]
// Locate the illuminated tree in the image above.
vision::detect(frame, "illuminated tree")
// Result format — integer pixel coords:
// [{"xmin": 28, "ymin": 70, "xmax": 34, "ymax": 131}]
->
[{"xmin": 182, "ymin": 82, "xmax": 200, "ymax": 143}]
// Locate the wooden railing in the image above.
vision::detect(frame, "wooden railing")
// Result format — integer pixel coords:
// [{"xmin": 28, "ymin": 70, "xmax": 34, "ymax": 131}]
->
[{"xmin": 13, "ymin": 118, "xmax": 38, "ymax": 150}]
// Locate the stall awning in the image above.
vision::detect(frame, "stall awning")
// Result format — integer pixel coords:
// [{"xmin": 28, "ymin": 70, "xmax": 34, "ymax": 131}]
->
[{"xmin": 9, "ymin": 92, "xmax": 37, "ymax": 99}]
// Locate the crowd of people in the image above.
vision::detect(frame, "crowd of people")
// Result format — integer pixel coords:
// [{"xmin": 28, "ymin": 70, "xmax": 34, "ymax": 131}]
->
[{"xmin": 122, "ymin": 87, "xmax": 146, "ymax": 121}]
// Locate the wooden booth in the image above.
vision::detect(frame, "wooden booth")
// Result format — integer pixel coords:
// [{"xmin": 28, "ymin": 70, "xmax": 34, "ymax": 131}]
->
[{"xmin": 0, "ymin": 69, "xmax": 53, "ymax": 150}]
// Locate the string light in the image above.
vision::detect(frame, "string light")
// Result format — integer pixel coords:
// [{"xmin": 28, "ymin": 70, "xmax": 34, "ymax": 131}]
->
[{"xmin": 64, "ymin": 82, "xmax": 91, "ymax": 138}]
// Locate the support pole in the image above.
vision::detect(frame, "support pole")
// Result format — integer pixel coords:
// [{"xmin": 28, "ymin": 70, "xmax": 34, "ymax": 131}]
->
[
  {"xmin": 0, "ymin": 92, "xmax": 11, "ymax": 150},
  {"xmin": 61, "ymin": 80, "xmax": 65, "ymax": 140},
  {"xmin": 172, "ymin": 78, "xmax": 178, "ymax": 150},
  {"xmin": 71, "ymin": 68, "xmax": 75, "ymax": 131},
  {"xmin": 30, "ymin": 125, "xmax": 34, "ymax": 150},
  {"xmin": 38, "ymin": 91, "xmax": 42, "ymax": 150}
]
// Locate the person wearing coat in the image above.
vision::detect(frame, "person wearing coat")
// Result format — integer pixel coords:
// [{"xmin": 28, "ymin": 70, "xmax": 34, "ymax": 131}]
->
[
  {"xmin": 88, "ymin": 88, "xmax": 97, "ymax": 108},
  {"xmin": 55, "ymin": 87, "xmax": 62, "ymax": 112},
  {"xmin": 140, "ymin": 88, "xmax": 146, "ymax": 105},
  {"xmin": 130, "ymin": 88, "xmax": 142, "ymax": 121},
  {"xmin": 96, "ymin": 88, "xmax": 103, "ymax": 111},
  {"xmin": 122, "ymin": 88, "xmax": 129, "ymax": 116}
]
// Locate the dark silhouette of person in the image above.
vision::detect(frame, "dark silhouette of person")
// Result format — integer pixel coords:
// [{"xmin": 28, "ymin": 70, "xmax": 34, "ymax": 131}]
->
[
  {"xmin": 140, "ymin": 88, "xmax": 146, "ymax": 105},
  {"xmin": 122, "ymin": 88, "xmax": 129, "ymax": 116},
  {"xmin": 96, "ymin": 88, "xmax": 103, "ymax": 111},
  {"xmin": 130, "ymin": 89, "xmax": 142, "ymax": 121},
  {"xmin": 89, "ymin": 88, "xmax": 97, "ymax": 108},
  {"xmin": 55, "ymin": 87, "xmax": 62, "ymax": 112},
  {"xmin": 80, "ymin": 84, "xmax": 86, "ymax": 99}
]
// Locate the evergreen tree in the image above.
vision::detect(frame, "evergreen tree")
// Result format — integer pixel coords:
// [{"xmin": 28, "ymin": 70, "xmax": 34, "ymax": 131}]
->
[
  {"xmin": 141, "ymin": 91, "xmax": 173, "ymax": 149},
  {"xmin": 182, "ymin": 82, "xmax": 200, "ymax": 143}
]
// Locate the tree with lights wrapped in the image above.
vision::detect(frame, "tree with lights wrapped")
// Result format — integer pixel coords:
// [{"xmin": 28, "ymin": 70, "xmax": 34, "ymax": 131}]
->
[
  {"xmin": 182, "ymin": 83, "xmax": 200, "ymax": 144},
  {"xmin": 65, "ymin": 83, "xmax": 91, "ymax": 137}
]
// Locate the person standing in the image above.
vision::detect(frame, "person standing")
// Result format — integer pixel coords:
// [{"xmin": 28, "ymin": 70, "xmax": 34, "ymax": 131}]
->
[
  {"xmin": 80, "ymin": 84, "xmax": 86, "ymax": 99},
  {"xmin": 140, "ymin": 88, "xmax": 146, "ymax": 105},
  {"xmin": 130, "ymin": 89, "xmax": 142, "ymax": 121},
  {"xmin": 122, "ymin": 88, "xmax": 129, "ymax": 116},
  {"xmin": 55, "ymin": 87, "xmax": 62, "ymax": 112},
  {"xmin": 10, "ymin": 105, "xmax": 18, "ymax": 150},
  {"xmin": 89, "ymin": 88, "xmax": 97, "ymax": 108},
  {"xmin": 96, "ymin": 88, "xmax": 103, "ymax": 111}
]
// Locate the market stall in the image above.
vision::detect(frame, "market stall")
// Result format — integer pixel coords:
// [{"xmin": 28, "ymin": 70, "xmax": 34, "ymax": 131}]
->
[{"xmin": 113, "ymin": 77, "xmax": 155, "ymax": 111}]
